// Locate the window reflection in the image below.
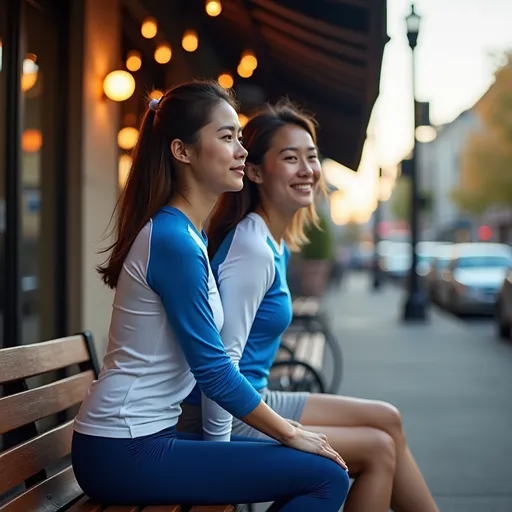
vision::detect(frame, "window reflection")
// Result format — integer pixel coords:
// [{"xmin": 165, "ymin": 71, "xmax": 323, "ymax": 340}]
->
[{"xmin": 20, "ymin": 3, "xmax": 59, "ymax": 343}]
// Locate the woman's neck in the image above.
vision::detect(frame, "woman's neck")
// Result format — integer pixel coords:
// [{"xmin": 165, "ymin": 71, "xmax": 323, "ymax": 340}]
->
[
  {"xmin": 255, "ymin": 204, "xmax": 294, "ymax": 244},
  {"xmin": 170, "ymin": 189, "xmax": 218, "ymax": 233}
]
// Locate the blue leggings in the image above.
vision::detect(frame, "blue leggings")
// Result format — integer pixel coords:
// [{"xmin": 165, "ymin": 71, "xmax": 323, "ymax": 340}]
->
[{"xmin": 72, "ymin": 426, "xmax": 349, "ymax": 511}]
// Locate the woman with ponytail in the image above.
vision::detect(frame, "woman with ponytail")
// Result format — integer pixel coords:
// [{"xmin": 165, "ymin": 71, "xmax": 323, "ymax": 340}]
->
[{"xmin": 71, "ymin": 81, "xmax": 349, "ymax": 510}]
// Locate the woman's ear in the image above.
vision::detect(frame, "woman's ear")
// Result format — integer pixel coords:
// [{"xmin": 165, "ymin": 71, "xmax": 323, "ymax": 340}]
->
[
  {"xmin": 245, "ymin": 163, "xmax": 264, "ymax": 184},
  {"xmin": 170, "ymin": 138, "xmax": 191, "ymax": 164}
]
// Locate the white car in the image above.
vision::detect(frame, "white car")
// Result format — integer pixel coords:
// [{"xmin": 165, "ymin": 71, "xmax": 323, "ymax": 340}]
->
[{"xmin": 437, "ymin": 243, "xmax": 512, "ymax": 314}]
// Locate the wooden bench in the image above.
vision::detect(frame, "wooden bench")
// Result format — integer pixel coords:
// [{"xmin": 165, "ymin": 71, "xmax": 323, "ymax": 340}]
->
[
  {"xmin": 269, "ymin": 331, "xmax": 326, "ymax": 393},
  {"xmin": 268, "ymin": 296, "xmax": 343, "ymax": 394},
  {"xmin": 0, "ymin": 332, "xmax": 235, "ymax": 512}
]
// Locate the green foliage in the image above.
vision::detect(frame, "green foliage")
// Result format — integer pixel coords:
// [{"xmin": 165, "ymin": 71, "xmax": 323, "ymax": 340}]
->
[
  {"xmin": 455, "ymin": 51, "xmax": 512, "ymax": 213},
  {"xmin": 301, "ymin": 213, "xmax": 333, "ymax": 260}
]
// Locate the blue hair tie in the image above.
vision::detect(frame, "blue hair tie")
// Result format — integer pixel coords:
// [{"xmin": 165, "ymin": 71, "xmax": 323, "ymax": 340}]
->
[{"xmin": 149, "ymin": 98, "xmax": 160, "ymax": 111}]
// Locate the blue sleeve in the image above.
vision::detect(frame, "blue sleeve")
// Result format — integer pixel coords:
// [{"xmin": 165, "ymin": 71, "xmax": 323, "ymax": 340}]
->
[{"xmin": 146, "ymin": 226, "xmax": 261, "ymax": 419}]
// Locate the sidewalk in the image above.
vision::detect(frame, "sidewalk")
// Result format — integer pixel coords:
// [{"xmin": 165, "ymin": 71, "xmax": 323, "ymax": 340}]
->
[{"xmin": 324, "ymin": 273, "xmax": 512, "ymax": 511}]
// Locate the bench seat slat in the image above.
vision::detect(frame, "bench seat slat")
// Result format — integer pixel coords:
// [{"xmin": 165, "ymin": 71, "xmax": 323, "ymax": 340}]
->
[
  {"xmin": 103, "ymin": 506, "xmax": 141, "ymax": 511},
  {"xmin": 0, "ymin": 336, "xmax": 89, "ymax": 384},
  {"xmin": 0, "ymin": 420, "xmax": 74, "ymax": 495},
  {"xmin": 66, "ymin": 496, "xmax": 103, "ymax": 511},
  {"xmin": 0, "ymin": 371, "xmax": 94, "ymax": 435},
  {"xmin": 189, "ymin": 507, "xmax": 235, "ymax": 512},
  {"xmin": 142, "ymin": 506, "xmax": 181, "ymax": 512}
]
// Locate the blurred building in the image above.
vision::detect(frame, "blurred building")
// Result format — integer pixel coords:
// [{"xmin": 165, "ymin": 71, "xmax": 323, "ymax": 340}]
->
[
  {"xmin": 417, "ymin": 109, "xmax": 480, "ymax": 240},
  {"xmin": 0, "ymin": 0, "xmax": 387, "ymax": 355}
]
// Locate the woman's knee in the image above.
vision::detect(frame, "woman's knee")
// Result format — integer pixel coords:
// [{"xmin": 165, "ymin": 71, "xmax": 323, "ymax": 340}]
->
[
  {"xmin": 363, "ymin": 429, "xmax": 397, "ymax": 474},
  {"xmin": 374, "ymin": 401, "xmax": 405, "ymax": 445}
]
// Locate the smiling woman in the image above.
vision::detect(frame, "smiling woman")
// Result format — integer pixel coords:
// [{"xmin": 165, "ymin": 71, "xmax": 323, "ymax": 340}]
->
[{"xmin": 72, "ymin": 81, "xmax": 349, "ymax": 510}]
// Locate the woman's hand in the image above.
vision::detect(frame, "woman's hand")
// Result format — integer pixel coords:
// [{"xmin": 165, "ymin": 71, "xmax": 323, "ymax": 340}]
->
[{"xmin": 283, "ymin": 427, "xmax": 348, "ymax": 471}]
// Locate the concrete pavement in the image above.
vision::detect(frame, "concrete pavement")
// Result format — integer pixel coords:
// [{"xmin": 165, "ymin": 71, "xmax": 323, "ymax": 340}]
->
[{"xmin": 324, "ymin": 273, "xmax": 512, "ymax": 511}]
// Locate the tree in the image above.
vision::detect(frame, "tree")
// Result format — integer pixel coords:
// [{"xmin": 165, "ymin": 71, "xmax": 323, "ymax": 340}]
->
[{"xmin": 454, "ymin": 51, "xmax": 512, "ymax": 213}]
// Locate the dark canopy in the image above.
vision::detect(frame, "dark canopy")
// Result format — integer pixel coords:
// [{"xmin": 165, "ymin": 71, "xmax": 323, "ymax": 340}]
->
[{"xmin": 127, "ymin": 0, "xmax": 388, "ymax": 170}]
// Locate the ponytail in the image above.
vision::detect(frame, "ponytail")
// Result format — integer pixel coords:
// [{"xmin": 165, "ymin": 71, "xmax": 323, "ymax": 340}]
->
[{"xmin": 97, "ymin": 80, "xmax": 238, "ymax": 289}]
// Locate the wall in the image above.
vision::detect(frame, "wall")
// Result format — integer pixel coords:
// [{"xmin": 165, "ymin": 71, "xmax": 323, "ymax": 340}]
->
[{"xmin": 70, "ymin": 0, "xmax": 120, "ymax": 357}]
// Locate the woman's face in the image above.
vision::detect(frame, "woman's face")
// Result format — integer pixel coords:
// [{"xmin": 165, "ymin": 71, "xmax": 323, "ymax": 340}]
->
[
  {"xmin": 188, "ymin": 100, "xmax": 248, "ymax": 195},
  {"xmin": 257, "ymin": 124, "xmax": 321, "ymax": 213}
]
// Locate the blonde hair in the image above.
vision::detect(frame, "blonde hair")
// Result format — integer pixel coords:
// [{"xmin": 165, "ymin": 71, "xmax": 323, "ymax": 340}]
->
[{"xmin": 207, "ymin": 100, "xmax": 326, "ymax": 257}]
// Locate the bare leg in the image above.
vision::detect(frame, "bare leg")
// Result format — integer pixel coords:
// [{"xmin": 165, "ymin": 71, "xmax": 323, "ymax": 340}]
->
[
  {"xmin": 300, "ymin": 394, "xmax": 439, "ymax": 512},
  {"xmin": 305, "ymin": 425, "xmax": 395, "ymax": 512}
]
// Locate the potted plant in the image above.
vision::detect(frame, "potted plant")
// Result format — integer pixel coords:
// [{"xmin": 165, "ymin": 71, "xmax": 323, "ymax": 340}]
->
[{"xmin": 299, "ymin": 213, "xmax": 334, "ymax": 297}]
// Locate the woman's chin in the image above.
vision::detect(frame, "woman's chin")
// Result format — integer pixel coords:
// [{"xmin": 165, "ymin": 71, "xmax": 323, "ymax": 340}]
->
[{"xmin": 224, "ymin": 176, "xmax": 245, "ymax": 193}]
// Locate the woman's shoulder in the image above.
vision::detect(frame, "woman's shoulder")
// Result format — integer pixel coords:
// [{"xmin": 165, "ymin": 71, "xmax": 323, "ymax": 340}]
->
[{"xmin": 146, "ymin": 211, "xmax": 208, "ymax": 265}]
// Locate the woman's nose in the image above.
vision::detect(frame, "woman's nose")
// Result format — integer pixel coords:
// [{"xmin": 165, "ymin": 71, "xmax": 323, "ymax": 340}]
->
[{"xmin": 237, "ymin": 140, "xmax": 248, "ymax": 159}]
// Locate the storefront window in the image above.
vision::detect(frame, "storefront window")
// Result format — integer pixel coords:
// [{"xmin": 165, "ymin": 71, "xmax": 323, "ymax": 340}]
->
[{"xmin": 20, "ymin": 2, "xmax": 65, "ymax": 343}]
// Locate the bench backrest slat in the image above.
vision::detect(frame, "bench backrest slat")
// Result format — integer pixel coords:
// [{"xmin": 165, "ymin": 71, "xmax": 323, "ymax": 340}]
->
[
  {"xmin": 0, "ymin": 466, "xmax": 83, "ymax": 512},
  {"xmin": 0, "ymin": 371, "xmax": 94, "ymax": 435},
  {"xmin": 0, "ymin": 335, "xmax": 90, "ymax": 384},
  {"xmin": 0, "ymin": 420, "xmax": 74, "ymax": 495}
]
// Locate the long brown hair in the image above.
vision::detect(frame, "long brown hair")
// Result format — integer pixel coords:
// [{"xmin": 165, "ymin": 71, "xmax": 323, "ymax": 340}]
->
[
  {"xmin": 207, "ymin": 100, "xmax": 325, "ymax": 258},
  {"xmin": 98, "ymin": 80, "xmax": 237, "ymax": 288}
]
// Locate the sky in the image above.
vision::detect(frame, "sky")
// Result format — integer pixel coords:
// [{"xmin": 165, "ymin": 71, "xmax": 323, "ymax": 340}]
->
[
  {"xmin": 326, "ymin": 0, "xmax": 512, "ymax": 224},
  {"xmin": 371, "ymin": 0, "xmax": 512, "ymax": 169}
]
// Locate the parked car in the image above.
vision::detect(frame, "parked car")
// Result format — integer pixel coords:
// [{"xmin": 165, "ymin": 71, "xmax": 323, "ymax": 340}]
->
[
  {"xmin": 425, "ymin": 244, "xmax": 455, "ymax": 302},
  {"xmin": 496, "ymin": 267, "xmax": 512, "ymax": 339},
  {"xmin": 437, "ymin": 243, "xmax": 512, "ymax": 314}
]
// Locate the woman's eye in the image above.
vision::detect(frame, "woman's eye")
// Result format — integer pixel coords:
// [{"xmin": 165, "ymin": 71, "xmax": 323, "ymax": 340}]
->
[
  {"xmin": 223, "ymin": 134, "xmax": 233, "ymax": 141},
  {"xmin": 285, "ymin": 156, "xmax": 297, "ymax": 161}
]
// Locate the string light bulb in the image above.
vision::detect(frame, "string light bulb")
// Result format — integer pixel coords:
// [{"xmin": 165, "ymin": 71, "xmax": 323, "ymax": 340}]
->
[
  {"xmin": 240, "ymin": 50, "xmax": 257, "ymax": 71},
  {"xmin": 141, "ymin": 17, "xmax": 157, "ymax": 39},
  {"xmin": 126, "ymin": 50, "xmax": 142, "ymax": 72},
  {"xmin": 218, "ymin": 73, "xmax": 234, "ymax": 89},
  {"xmin": 117, "ymin": 127, "xmax": 139, "ymax": 150},
  {"xmin": 103, "ymin": 70, "xmax": 136, "ymax": 101},
  {"xmin": 237, "ymin": 64, "xmax": 253, "ymax": 79},
  {"xmin": 206, "ymin": 0, "xmax": 222, "ymax": 17},
  {"xmin": 182, "ymin": 30, "xmax": 199, "ymax": 52},
  {"xmin": 154, "ymin": 43, "xmax": 172, "ymax": 64}
]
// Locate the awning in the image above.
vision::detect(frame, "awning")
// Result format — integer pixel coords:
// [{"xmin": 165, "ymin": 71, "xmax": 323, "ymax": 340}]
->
[{"xmin": 128, "ymin": 0, "xmax": 388, "ymax": 170}]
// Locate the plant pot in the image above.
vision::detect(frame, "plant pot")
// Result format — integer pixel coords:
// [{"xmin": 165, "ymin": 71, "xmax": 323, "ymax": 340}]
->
[{"xmin": 299, "ymin": 259, "xmax": 332, "ymax": 297}]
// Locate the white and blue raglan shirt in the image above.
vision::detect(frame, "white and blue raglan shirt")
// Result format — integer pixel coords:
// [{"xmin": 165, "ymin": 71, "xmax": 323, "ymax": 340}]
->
[
  {"xmin": 186, "ymin": 212, "xmax": 293, "ymax": 440},
  {"xmin": 74, "ymin": 206, "xmax": 261, "ymax": 439}
]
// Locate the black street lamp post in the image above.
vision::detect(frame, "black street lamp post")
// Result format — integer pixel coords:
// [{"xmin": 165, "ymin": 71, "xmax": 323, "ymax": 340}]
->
[
  {"xmin": 372, "ymin": 168, "xmax": 383, "ymax": 291},
  {"xmin": 403, "ymin": 3, "xmax": 428, "ymax": 321}
]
